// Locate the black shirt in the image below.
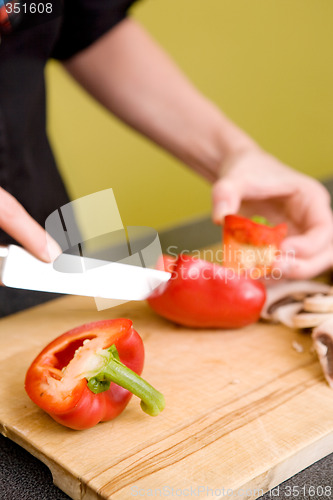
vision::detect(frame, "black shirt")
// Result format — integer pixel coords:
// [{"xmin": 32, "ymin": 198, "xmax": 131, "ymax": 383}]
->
[{"xmin": 0, "ymin": 0, "xmax": 137, "ymax": 245}]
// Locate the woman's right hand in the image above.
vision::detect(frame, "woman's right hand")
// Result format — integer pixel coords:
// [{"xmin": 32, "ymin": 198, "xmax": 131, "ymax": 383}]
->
[{"xmin": 0, "ymin": 187, "xmax": 61, "ymax": 262}]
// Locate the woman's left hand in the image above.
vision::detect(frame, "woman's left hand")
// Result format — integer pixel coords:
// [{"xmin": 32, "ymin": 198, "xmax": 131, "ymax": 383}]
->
[{"xmin": 212, "ymin": 147, "xmax": 333, "ymax": 279}]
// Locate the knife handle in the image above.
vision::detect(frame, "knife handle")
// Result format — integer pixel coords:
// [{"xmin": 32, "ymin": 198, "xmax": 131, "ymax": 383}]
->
[{"xmin": 0, "ymin": 245, "xmax": 9, "ymax": 286}]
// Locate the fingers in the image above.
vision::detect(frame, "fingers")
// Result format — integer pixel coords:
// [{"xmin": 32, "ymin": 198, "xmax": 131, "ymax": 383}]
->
[
  {"xmin": 211, "ymin": 153, "xmax": 295, "ymax": 224},
  {"xmin": 0, "ymin": 187, "xmax": 61, "ymax": 262},
  {"xmin": 212, "ymin": 178, "xmax": 241, "ymax": 223},
  {"xmin": 276, "ymin": 245, "xmax": 333, "ymax": 280},
  {"xmin": 281, "ymin": 224, "xmax": 333, "ymax": 259},
  {"xmin": 281, "ymin": 185, "xmax": 333, "ymax": 259}
]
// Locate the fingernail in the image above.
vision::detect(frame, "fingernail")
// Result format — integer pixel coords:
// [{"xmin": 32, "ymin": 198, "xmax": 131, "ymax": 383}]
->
[{"xmin": 42, "ymin": 235, "xmax": 62, "ymax": 262}]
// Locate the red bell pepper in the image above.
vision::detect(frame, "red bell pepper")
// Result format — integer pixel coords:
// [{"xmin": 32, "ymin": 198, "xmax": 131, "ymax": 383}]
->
[
  {"xmin": 25, "ymin": 319, "xmax": 165, "ymax": 430},
  {"xmin": 147, "ymin": 254, "xmax": 266, "ymax": 328},
  {"xmin": 223, "ymin": 215, "xmax": 287, "ymax": 278}
]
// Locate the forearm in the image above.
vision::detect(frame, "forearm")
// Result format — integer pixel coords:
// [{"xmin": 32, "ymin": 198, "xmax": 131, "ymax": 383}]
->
[{"xmin": 63, "ymin": 18, "xmax": 255, "ymax": 182}]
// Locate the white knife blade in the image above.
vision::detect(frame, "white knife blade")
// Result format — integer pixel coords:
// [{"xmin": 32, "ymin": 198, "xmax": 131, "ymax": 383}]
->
[{"xmin": 0, "ymin": 245, "xmax": 171, "ymax": 300}]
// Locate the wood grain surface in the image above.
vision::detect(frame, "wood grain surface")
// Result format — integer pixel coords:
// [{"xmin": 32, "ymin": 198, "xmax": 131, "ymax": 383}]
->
[{"xmin": 0, "ymin": 294, "xmax": 332, "ymax": 500}]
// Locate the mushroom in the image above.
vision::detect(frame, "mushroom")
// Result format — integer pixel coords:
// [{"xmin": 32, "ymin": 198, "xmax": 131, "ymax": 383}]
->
[
  {"xmin": 303, "ymin": 289, "xmax": 333, "ymax": 313},
  {"xmin": 292, "ymin": 311, "xmax": 333, "ymax": 329},
  {"xmin": 261, "ymin": 281, "xmax": 333, "ymax": 388},
  {"xmin": 272, "ymin": 302, "xmax": 304, "ymax": 328},
  {"xmin": 261, "ymin": 281, "xmax": 331, "ymax": 326},
  {"xmin": 312, "ymin": 319, "xmax": 333, "ymax": 389}
]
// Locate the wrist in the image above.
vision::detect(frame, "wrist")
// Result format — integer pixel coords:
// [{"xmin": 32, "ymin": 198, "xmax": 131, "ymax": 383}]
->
[
  {"xmin": 216, "ymin": 116, "xmax": 258, "ymax": 173},
  {"xmin": 180, "ymin": 108, "xmax": 257, "ymax": 183},
  {"xmin": 218, "ymin": 141, "xmax": 262, "ymax": 182}
]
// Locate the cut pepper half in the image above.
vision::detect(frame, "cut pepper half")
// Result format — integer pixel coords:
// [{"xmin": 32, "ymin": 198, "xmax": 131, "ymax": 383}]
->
[
  {"xmin": 223, "ymin": 215, "xmax": 287, "ymax": 278},
  {"xmin": 25, "ymin": 319, "xmax": 165, "ymax": 430}
]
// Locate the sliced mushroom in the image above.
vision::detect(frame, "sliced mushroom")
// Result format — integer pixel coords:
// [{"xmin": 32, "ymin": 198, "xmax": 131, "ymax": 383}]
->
[
  {"xmin": 292, "ymin": 312, "xmax": 333, "ymax": 329},
  {"xmin": 304, "ymin": 291, "xmax": 333, "ymax": 313},
  {"xmin": 261, "ymin": 281, "xmax": 331, "ymax": 322},
  {"xmin": 312, "ymin": 319, "xmax": 333, "ymax": 388},
  {"xmin": 272, "ymin": 302, "xmax": 304, "ymax": 328}
]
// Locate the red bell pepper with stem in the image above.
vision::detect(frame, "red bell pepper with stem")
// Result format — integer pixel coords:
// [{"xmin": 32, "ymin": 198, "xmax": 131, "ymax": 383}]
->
[
  {"xmin": 25, "ymin": 319, "xmax": 165, "ymax": 430},
  {"xmin": 147, "ymin": 254, "xmax": 266, "ymax": 328},
  {"xmin": 223, "ymin": 215, "xmax": 287, "ymax": 278}
]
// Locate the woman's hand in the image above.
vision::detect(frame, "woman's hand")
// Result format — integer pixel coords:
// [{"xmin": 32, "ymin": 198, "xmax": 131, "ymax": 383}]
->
[
  {"xmin": 0, "ymin": 187, "xmax": 61, "ymax": 262},
  {"xmin": 212, "ymin": 147, "xmax": 333, "ymax": 279}
]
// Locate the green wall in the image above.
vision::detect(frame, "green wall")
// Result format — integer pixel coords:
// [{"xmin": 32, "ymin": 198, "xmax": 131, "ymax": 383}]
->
[{"xmin": 47, "ymin": 0, "xmax": 333, "ymax": 232}]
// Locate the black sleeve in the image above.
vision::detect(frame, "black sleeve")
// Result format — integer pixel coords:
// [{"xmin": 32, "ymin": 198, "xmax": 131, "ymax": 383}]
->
[{"xmin": 52, "ymin": 0, "xmax": 139, "ymax": 61}]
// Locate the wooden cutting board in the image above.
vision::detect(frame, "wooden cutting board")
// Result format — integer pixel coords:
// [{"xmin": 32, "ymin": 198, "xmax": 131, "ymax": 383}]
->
[{"xmin": 0, "ymin": 294, "xmax": 332, "ymax": 500}]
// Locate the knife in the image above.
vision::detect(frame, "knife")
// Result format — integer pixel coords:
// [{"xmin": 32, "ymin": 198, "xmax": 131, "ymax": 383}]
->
[{"xmin": 0, "ymin": 245, "xmax": 171, "ymax": 300}]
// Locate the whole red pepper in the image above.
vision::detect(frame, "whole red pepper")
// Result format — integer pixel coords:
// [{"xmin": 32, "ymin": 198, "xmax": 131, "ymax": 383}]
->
[
  {"xmin": 25, "ymin": 319, "xmax": 165, "ymax": 430},
  {"xmin": 223, "ymin": 215, "xmax": 287, "ymax": 277},
  {"xmin": 147, "ymin": 255, "xmax": 266, "ymax": 328}
]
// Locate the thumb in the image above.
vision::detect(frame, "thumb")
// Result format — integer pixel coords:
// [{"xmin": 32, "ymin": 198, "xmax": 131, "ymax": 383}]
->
[{"xmin": 212, "ymin": 178, "xmax": 242, "ymax": 224}]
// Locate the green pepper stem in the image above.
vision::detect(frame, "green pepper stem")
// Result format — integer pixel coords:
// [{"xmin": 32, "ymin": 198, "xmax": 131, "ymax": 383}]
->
[
  {"xmin": 251, "ymin": 215, "xmax": 272, "ymax": 226},
  {"xmin": 86, "ymin": 346, "xmax": 165, "ymax": 417}
]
